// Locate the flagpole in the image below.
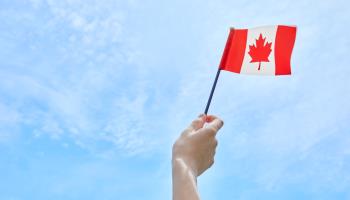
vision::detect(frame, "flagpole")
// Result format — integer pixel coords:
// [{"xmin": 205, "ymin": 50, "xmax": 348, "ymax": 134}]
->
[{"xmin": 204, "ymin": 68, "xmax": 221, "ymax": 114}]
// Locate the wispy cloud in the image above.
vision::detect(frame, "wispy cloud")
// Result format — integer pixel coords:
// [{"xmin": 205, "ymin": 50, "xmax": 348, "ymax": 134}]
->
[
  {"xmin": 0, "ymin": 0, "xmax": 161, "ymax": 156},
  {"xmin": 0, "ymin": 0, "xmax": 349, "ymax": 199}
]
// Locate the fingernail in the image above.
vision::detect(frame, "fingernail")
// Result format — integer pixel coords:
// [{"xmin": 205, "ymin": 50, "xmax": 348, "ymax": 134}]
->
[{"xmin": 198, "ymin": 113, "xmax": 205, "ymax": 118}]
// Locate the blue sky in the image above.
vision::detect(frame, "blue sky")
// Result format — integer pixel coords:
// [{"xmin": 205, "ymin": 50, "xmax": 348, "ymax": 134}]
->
[{"xmin": 0, "ymin": 0, "xmax": 350, "ymax": 199}]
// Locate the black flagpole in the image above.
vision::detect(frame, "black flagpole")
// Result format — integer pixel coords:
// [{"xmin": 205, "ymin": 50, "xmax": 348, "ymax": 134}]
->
[
  {"xmin": 204, "ymin": 68, "xmax": 221, "ymax": 114},
  {"xmin": 204, "ymin": 27, "xmax": 233, "ymax": 114}
]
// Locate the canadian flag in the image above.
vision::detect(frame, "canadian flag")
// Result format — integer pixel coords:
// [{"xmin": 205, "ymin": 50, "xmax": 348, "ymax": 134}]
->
[{"xmin": 219, "ymin": 25, "xmax": 297, "ymax": 75}]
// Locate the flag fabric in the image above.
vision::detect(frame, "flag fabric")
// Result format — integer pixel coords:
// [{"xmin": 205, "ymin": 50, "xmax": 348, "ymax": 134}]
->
[{"xmin": 219, "ymin": 25, "xmax": 297, "ymax": 76}]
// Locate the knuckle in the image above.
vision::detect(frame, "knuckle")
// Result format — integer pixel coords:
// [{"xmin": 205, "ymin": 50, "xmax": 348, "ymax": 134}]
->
[
  {"xmin": 192, "ymin": 119, "xmax": 201, "ymax": 125},
  {"xmin": 207, "ymin": 127, "xmax": 217, "ymax": 135},
  {"xmin": 181, "ymin": 128, "xmax": 191, "ymax": 137}
]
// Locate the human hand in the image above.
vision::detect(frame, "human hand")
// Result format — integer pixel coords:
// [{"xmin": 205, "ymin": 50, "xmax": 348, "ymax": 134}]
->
[{"xmin": 172, "ymin": 114, "xmax": 224, "ymax": 177}]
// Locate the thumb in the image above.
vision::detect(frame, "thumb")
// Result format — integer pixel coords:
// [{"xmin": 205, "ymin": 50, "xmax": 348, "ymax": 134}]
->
[{"xmin": 206, "ymin": 115, "xmax": 224, "ymax": 134}]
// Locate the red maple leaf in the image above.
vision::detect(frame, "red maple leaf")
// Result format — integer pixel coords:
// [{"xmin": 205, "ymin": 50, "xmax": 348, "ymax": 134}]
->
[{"xmin": 248, "ymin": 33, "xmax": 272, "ymax": 70}]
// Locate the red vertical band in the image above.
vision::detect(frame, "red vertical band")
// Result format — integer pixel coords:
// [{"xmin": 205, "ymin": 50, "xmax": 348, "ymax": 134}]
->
[
  {"xmin": 274, "ymin": 25, "xmax": 297, "ymax": 75},
  {"xmin": 219, "ymin": 29, "xmax": 247, "ymax": 74},
  {"xmin": 219, "ymin": 29, "xmax": 234, "ymax": 69}
]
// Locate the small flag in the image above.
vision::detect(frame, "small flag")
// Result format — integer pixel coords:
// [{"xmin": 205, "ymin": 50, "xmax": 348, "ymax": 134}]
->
[
  {"xmin": 219, "ymin": 25, "xmax": 297, "ymax": 75},
  {"xmin": 204, "ymin": 25, "xmax": 297, "ymax": 114}
]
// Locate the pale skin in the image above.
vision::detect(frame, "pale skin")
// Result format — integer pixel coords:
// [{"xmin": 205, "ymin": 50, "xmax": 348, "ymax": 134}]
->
[{"xmin": 172, "ymin": 114, "xmax": 224, "ymax": 200}]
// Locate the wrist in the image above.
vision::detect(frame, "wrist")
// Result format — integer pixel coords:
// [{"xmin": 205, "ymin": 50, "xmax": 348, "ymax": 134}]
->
[
  {"xmin": 172, "ymin": 157, "xmax": 200, "ymax": 200},
  {"xmin": 172, "ymin": 157, "xmax": 198, "ymax": 178}
]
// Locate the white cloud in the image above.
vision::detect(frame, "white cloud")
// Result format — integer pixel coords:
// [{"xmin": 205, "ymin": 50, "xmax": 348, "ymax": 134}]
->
[
  {"xmin": 0, "ymin": 0, "xmax": 163, "ymax": 156},
  {"xmin": 1, "ymin": 0, "xmax": 349, "ymax": 199}
]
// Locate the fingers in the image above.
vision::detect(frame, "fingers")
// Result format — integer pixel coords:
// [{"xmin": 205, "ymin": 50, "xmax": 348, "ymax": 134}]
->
[
  {"xmin": 188, "ymin": 114, "xmax": 206, "ymax": 132},
  {"xmin": 184, "ymin": 114, "xmax": 223, "ymax": 137},
  {"xmin": 203, "ymin": 115, "xmax": 224, "ymax": 136}
]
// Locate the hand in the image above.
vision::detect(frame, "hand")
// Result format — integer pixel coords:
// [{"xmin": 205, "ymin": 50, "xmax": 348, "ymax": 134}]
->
[
  {"xmin": 172, "ymin": 114, "xmax": 224, "ymax": 177},
  {"xmin": 172, "ymin": 114, "xmax": 224, "ymax": 200}
]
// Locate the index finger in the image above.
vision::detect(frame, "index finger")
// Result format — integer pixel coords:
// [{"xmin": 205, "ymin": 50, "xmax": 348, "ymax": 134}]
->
[{"xmin": 186, "ymin": 114, "xmax": 206, "ymax": 132}]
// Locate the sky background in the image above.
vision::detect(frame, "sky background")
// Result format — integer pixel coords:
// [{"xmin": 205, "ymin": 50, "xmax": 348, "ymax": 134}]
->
[{"xmin": 0, "ymin": 0, "xmax": 350, "ymax": 199}]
